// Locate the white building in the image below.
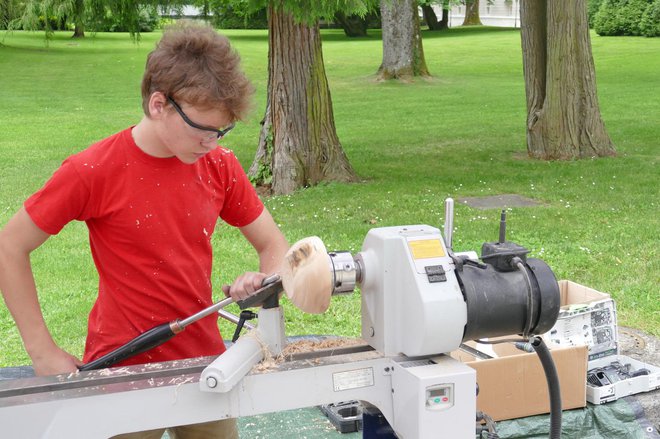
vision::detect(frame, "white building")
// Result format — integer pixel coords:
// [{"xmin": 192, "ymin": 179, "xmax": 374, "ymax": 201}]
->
[{"xmin": 438, "ymin": 0, "xmax": 522, "ymax": 28}]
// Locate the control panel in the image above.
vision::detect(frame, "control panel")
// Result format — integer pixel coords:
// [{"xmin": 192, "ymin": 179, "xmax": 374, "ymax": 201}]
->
[{"xmin": 426, "ymin": 384, "xmax": 454, "ymax": 411}]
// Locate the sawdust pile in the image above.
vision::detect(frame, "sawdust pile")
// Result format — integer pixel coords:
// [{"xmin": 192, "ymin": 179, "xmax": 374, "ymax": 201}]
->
[{"xmin": 248, "ymin": 334, "xmax": 364, "ymax": 374}]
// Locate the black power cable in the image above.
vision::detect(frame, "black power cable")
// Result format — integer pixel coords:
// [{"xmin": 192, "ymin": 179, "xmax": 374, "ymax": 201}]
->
[{"xmin": 531, "ymin": 336, "xmax": 562, "ymax": 439}]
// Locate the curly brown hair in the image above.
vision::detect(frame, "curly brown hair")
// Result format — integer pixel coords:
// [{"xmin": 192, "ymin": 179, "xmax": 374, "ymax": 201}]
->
[{"xmin": 141, "ymin": 20, "xmax": 254, "ymax": 122}]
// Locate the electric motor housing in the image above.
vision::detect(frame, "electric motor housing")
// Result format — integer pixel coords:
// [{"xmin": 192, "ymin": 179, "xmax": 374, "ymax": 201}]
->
[{"xmin": 457, "ymin": 258, "xmax": 560, "ymax": 342}]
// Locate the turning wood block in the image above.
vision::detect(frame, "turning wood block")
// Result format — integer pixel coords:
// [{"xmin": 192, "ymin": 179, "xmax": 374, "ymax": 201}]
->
[{"xmin": 280, "ymin": 236, "xmax": 333, "ymax": 314}]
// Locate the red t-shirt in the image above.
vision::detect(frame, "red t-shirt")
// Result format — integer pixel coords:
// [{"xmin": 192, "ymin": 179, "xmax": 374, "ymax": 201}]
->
[{"xmin": 25, "ymin": 128, "xmax": 264, "ymax": 366}]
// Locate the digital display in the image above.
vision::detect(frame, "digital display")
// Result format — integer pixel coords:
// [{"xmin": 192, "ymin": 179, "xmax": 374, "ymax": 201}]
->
[{"xmin": 429, "ymin": 388, "xmax": 447, "ymax": 397}]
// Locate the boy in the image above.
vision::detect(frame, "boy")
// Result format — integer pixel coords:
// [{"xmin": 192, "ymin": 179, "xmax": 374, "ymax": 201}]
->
[{"xmin": 0, "ymin": 21, "xmax": 288, "ymax": 438}]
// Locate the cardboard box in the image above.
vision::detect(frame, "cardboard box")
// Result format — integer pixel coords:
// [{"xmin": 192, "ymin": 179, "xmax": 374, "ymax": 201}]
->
[
  {"xmin": 451, "ymin": 342, "xmax": 588, "ymax": 421},
  {"xmin": 543, "ymin": 280, "xmax": 660, "ymax": 404},
  {"xmin": 543, "ymin": 280, "xmax": 618, "ymax": 361}
]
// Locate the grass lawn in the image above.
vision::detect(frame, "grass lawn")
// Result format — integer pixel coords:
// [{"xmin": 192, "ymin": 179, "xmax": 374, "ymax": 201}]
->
[{"xmin": 0, "ymin": 26, "xmax": 658, "ymax": 367}]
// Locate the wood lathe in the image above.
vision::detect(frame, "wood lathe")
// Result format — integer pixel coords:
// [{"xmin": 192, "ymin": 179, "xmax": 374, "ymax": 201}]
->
[{"xmin": 0, "ymin": 199, "xmax": 563, "ymax": 438}]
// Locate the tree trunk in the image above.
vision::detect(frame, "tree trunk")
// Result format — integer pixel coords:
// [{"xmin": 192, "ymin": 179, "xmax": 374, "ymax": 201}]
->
[
  {"xmin": 249, "ymin": 5, "xmax": 359, "ymax": 195},
  {"xmin": 72, "ymin": 0, "xmax": 85, "ymax": 38},
  {"xmin": 439, "ymin": 6, "xmax": 449, "ymax": 30},
  {"xmin": 378, "ymin": 0, "xmax": 430, "ymax": 81},
  {"xmin": 421, "ymin": 5, "xmax": 439, "ymax": 30},
  {"xmin": 73, "ymin": 23, "xmax": 85, "ymax": 38},
  {"xmin": 421, "ymin": 5, "xmax": 448, "ymax": 31},
  {"xmin": 334, "ymin": 11, "xmax": 368, "ymax": 37},
  {"xmin": 462, "ymin": 0, "xmax": 482, "ymax": 26},
  {"xmin": 420, "ymin": 5, "xmax": 449, "ymax": 30},
  {"xmin": 520, "ymin": 0, "xmax": 616, "ymax": 159}
]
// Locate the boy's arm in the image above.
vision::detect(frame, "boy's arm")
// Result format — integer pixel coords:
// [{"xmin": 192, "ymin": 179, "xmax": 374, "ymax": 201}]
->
[
  {"xmin": 0, "ymin": 207, "xmax": 81, "ymax": 375},
  {"xmin": 223, "ymin": 209, "xmax": 289, "ymax": 301}
]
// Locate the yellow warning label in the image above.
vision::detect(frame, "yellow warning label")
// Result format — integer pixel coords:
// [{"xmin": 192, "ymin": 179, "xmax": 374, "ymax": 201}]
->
[{"xmin": 408, "ymin": 239, "xmax": 445, "ymax": 259}]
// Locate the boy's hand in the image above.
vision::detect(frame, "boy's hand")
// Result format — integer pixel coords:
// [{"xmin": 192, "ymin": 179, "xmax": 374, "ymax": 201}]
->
[
  {"xmin": 31, "ymin": 346, "xmax": 82, "ymax": 377},
  {"xmin": 222, "ymin": 272, "xmax": 269, "ymax": 302}
]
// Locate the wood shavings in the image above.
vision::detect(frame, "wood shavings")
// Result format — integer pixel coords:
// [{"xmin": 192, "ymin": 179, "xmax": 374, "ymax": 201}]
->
[
  {"xmin": 247, "ymin": 334, "xmax": 364, "ymax": 374},
  {"xmin": 98, "ymin": 366, "xmax": 132, "ymax": 376},
  {"xmin": 66, "ymin": 370, "xmax": 80, "ymax": 380},
  {"xmin": 282, "ymin": 338, "xmax": 363, "ymax": 354}
]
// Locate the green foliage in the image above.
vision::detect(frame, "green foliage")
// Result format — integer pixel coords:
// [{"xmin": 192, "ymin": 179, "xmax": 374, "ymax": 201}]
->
[
  {"xmin": 593, "ymin": 0, "xmax": 653, "ymax": 36},
  {"xmin": 212, "ymin": 4, "xmax": 268, "ymax": 29},
  {"xmin": 189, "ymin": 0, "xmax": 269, "ymax": 29},
  {"xmin": 87, "ymin": 0, "xmax": 167, "ymax": 36},
  {"xmin": 88, "ymin": 4, "xmax": 161, "ymax": 32},
  {"xmin": 640, "ymin": 0, "xmax": 660, "ymax": 36},
  {"xmin": 0, "ymin": 0, "xmax": 25, "ymax": 30},
  {"xmin": 13, "ymin": 0, "xmax": 76, "ymax": 38},
  {"xmin": 588, "ymin": 0, "xmax": 605, "ymax": 27},
  {"xmin": 34, "ymin": 15, "xmax": 69, "ymax": 30},
  {"xmin": 231, "ymin": 0, "xmax": 379, "ymax": 25},
  {"xmin": 10, "ymin": 0, "xmax": 178, "ymax": 38}
]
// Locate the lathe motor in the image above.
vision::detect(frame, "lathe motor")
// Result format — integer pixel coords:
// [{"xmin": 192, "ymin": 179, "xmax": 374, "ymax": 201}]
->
[{"xmin": 327, "ymin": 223, "xmax": 560, "ymax": 358}]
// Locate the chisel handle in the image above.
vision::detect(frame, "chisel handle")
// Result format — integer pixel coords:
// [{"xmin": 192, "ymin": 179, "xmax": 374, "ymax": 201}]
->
[
  {"xmin": 78, "ymin": 321, "xmax": 179, "ymax": 371},
  {"xmin": 78, "ymin": 275, "xmax": 281, "ymax": 371}
]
